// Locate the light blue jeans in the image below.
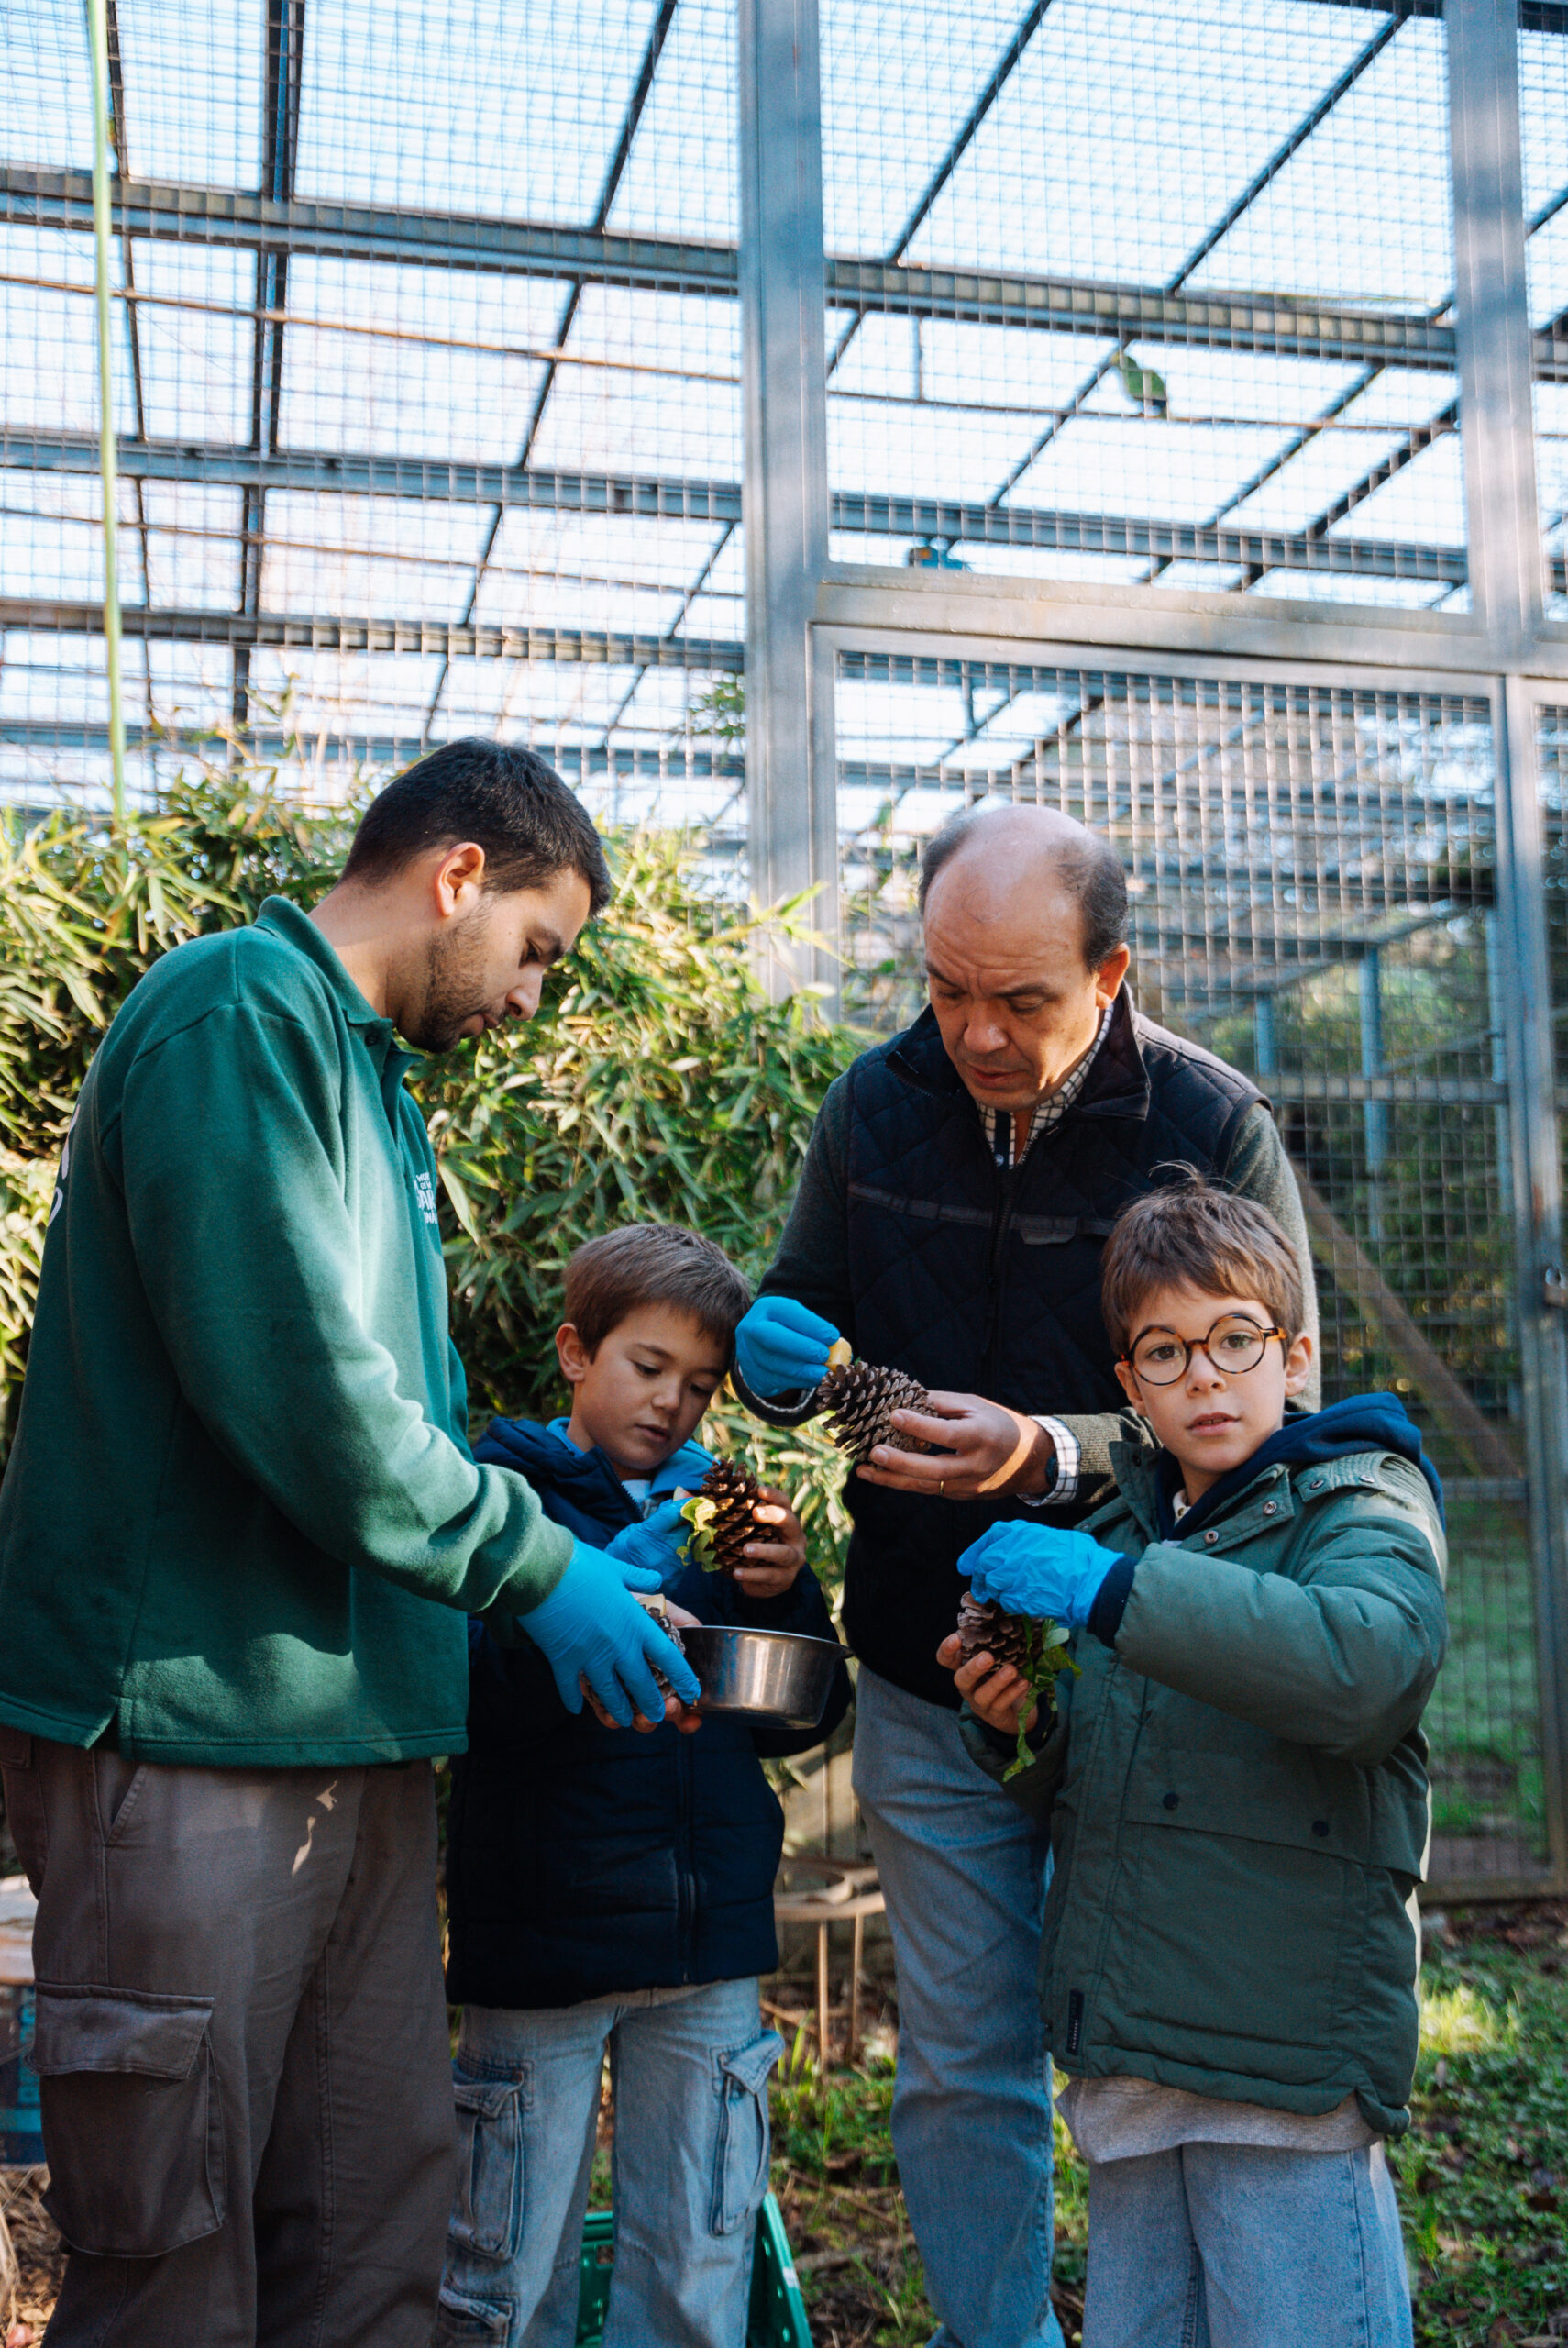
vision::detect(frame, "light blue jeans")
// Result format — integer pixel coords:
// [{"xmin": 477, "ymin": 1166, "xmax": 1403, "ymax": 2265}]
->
[
  {"xmin": 433, "ymin": 1976, "xmax": 783, "ymax": 2347},
  {"xmin": 853, "ymin": 1667, "xmax": 1065, "ymax": 2348},
  {"xmin": 1083, "ymin": 2139, "xmax": 1414, "ymax": 2348}
]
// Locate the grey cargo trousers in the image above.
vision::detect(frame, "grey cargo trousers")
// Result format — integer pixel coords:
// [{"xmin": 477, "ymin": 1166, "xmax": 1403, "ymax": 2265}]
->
[{"xmin": 0, "ymin": 1730, "xmax": 457, "ymax": 2347}]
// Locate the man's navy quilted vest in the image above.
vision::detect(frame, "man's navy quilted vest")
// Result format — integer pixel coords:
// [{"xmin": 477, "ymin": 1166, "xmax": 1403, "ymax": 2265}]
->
[{"xmin": 839, "ymin": 992, "xmax": 1262, "ymax": 1706}]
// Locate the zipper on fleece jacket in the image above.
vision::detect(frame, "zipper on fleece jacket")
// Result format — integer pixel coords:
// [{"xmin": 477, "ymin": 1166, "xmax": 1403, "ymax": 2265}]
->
[{"xmin": 978, "ymin": 1157, "xmax": 1023, "ymax": 1390}]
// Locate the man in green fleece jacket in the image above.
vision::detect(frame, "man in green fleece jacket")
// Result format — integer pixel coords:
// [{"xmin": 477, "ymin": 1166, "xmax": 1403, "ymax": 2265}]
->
[{"xmin": 0, "ymin": 739, "xmax": 697, "ymax": 2347}]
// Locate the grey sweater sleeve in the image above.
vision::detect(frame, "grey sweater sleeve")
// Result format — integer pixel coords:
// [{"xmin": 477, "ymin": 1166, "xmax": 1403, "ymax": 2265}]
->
[{"xmin": 1048, "ymin": 1103, "xmax": 1320, "ymax": 1490}]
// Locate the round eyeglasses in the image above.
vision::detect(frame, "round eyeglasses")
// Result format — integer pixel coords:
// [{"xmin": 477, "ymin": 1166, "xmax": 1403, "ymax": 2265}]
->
[{"xmin": 1121, "ymin": 1312, "xmax": 1287, "ymax": 1387}]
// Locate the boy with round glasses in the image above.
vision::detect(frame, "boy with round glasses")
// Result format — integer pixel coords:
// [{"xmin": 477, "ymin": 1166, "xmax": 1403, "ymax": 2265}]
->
[{"xmin": 943, "ymin": 1175, "xmax": 1447, "ymax": 2348}]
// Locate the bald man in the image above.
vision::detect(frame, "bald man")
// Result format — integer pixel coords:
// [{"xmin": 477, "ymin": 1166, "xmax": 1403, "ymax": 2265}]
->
[{"xmin": 731, "ymin": 804, "xmax": 1316, "ymax": 2348}]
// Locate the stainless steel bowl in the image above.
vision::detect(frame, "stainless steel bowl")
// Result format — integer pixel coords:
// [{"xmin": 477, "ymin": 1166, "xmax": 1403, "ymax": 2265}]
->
[{"xmin": 678, "ymin": 1624, "xmax": 847, "ymax": 1730}]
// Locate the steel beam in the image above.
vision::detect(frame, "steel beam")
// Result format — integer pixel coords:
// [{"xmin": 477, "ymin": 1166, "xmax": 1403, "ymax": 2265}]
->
[
  {"xmin": 0, "ymin": 598, "xmax": 744, "ymax": 668},
  {"xmin": 0, "ymin": 164, "xmax": 744, "ymax": 296},
  {"xmin": 3, "ymin": 165, "xmax": 1503, "ymax": 371},
  {"xmin": 2, "ymin": 435, "xmax": 752, "ymax": 520},
  {"xmin": 740, "ymin": 0, "xmax": 835, "ymax": 982},
  {"xmin": 0, "ymin": 719, "xmax": 745, "ymax": 774},
  {"xmin": 425, "ymin": 0, "xmax": 682, "ymax": 744},
  {"xmin": 4, "ymin": 431, "xmax": 1509, "ymax": 587},
  {"xmin": 1493, "ymin": 670, "xmax": 1568, "ymax": 1892},
  {"xmin": 1448, "ymin": 0, "xmax": 1545, "ymax": 654},
  {"xmin": 236, "ymin": 0, "xmax": 306, "ymax": 733},
  {"xmin": 1295, "ymin": 0, "xmax": 1568, "ymax": 24},
  {"xmin": 1168, "ymin": 14, "xmax": 1405, "ymax": 293},
  {"xmin": 887, "ymin": 1, "xmax": 1055, "ymax": 260}
]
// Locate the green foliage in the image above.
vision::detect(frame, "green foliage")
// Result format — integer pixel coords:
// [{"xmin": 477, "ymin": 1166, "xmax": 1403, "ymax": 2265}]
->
[
  {"xmin": 0, "ymin": 781, "xmax": 861, "ymax": 1596},
  {"xmin": 0, "ymin": 774, "xmax": 348, "ymax": 1157},
  {"xmin": 427, "ymin": 831, "xmax": 853, "ymax": 1402},
  {"xmin": 1393, "ymin": 1924, "xmax": 1568, "ymax": 2345}
]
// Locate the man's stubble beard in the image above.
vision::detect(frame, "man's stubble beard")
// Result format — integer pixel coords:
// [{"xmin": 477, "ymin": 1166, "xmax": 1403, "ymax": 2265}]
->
[{"xmin": 407, "ymin": 908, "xmax": 494, "ymax": 1054}]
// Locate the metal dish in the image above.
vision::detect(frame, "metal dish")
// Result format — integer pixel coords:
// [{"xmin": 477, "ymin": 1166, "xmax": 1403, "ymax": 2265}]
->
[{"xmin": 678, "ymin": 1623, "xmax": 848, "ymax": 1730}]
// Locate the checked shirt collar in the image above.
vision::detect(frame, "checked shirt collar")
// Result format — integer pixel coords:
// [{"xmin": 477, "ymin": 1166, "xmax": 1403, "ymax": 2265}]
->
[{"xmin": 979, "ymin": 1003, "xmax": 1115, "ymax": 1170}]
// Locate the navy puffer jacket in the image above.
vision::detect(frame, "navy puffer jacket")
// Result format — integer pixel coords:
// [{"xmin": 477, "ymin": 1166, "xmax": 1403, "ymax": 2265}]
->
[{"xmin": 443, "ymin": 1417, "xmax": 851, "ymax": 2011}]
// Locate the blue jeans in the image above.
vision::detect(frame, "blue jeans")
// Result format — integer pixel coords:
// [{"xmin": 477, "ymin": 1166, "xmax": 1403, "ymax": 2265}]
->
[
  {"xmin": 434, "ymin": 1977, "xmax": 783, "ymax": 2347},
  {"xmin": 1083, "ymin": 2140, "xmax": 1414, "ymax": 2348},
  {"xmin": 853, "ymin": 1667, "xmax": 1064, "ymax": 2348}
]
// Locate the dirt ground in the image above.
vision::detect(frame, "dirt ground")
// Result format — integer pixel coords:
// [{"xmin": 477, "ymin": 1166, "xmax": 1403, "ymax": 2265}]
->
[{"xmin": 9, "ymin": 1901, "xmax": 1568, "ymax": 2347}]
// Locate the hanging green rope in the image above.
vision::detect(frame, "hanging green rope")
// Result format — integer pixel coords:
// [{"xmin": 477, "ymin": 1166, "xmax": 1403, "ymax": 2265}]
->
[{"xmin": 86, "ymin": 0, "xmax": 127, "ymax": 826}]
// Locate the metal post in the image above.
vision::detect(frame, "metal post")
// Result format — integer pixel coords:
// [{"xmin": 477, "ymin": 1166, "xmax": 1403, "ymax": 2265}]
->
[
  {"xmin": 86, "ymin": 0, "xmax": 126, "ymax": 822},
  {"xmin": 1484, "ymin": 906, "xmax": 1515, "ymax": 1357},
  {"xmin": 1359, "ymin": 948, "xmax": 1387, "ymax": 1241},
  {"xmin": 738, "ymin": 0, "xmax": 834, "ymax": 995},
  {"xmin": 1253, "ymin": 992, "xmax": 1276, "ymax": 1078},
  {"xmin": 1446, "ymin": 0, "xmax": 1543, "ymax": 658},
  {"xmin": 1493, "ymin": 674, "xmax": 1568, "ymax": 1888}
]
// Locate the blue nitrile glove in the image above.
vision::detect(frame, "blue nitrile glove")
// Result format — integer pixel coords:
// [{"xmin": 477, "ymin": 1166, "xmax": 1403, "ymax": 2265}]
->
[
  {"xmin": 735, "ymin": 1295, "xmax": 841, "ymax": 1399},
  {"xmin": 518, "ymin": 1538, "xmax": 701, "ymax": 1725},
  {"xmin": 960, "ymin": 1522, "xmax": 1128, "ymax": 1631},
  {"xmin": 603, "ymin": 1499, "xmax": 689, "ymax": 1586}
]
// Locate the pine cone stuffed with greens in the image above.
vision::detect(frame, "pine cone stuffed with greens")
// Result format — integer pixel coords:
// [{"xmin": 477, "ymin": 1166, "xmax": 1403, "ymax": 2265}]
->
[
  {"xmin": 643, "ymin": 1600, "xmax": 688, "ymax": 1699},
  {"xmin": 955, "ymin": 1590, "xmax": 1077, "ymax": 1778},
  {"xmin": 681, "ymin": 1459, "xmax": 766, "ymax": 1578},
  {"xmin": 816, "ymin": 1359, "xmax": 933, "ymax": 1464},
  {"xmin": 956, "ymin": 1589, "xmax": 1045, "ymax": 1674}
]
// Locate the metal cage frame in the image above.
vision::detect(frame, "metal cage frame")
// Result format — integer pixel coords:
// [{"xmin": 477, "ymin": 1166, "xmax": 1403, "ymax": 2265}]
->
[{"xmin": 740, "ymin": 0, "xmax": 1568, "ymax": 1899}]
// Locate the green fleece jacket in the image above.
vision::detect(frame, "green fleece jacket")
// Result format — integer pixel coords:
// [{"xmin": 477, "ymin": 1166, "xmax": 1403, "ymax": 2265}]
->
[
  {"xmin": 962, "ymin": 1434, "xmax": 1447, "ymax": 2136},
  {"xmin": 0, "ymin": 897, "xmax": 572, "ymax": 1766}
]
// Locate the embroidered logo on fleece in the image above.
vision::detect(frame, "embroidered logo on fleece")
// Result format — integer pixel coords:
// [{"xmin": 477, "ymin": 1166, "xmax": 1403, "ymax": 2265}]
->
[{"xmin": 414, "ymin": 1169, "xmax": 439, "ymax": 1227}]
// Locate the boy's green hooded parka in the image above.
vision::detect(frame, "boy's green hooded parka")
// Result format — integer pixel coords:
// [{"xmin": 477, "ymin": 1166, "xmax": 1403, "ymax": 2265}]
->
[{"xmin": 963, "ymin": 1434, "xmax": 1448, "ymax": 2138}]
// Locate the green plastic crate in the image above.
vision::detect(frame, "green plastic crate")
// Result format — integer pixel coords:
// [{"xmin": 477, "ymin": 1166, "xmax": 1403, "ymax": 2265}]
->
[{"xmin": 576, "ymin": 2191, "xmax": 812, "ymax": 2346}]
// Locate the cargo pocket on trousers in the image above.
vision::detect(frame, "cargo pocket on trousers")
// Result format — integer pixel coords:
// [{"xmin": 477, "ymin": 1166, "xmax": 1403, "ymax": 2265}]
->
[
  {"xmin": 710, "ymin": 2029, "xmax": 784, "ymax": 2237},
  {"xmin": 29, "ymin": 1982, "xmax": 224, "ymax": 2256},
  {"xmin": 449, "ymin": 2072, "xmax": 525, "ymax": 2263},
  {"xmin": 433, "ymin": 2284, "xmax": 516, "ymax": 2344}
]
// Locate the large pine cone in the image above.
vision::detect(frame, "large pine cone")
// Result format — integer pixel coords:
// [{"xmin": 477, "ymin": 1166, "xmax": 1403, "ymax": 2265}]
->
[
  {"xmin": 956, "ymin": 1589, "xmax": 1049, "ymax": 1674},
  {"xmin": 816, "ymin": 1360, "xmax": 933, "ymax": 1464},
  {"xmin": 693, "ymin": 1459, "xmax": 766, "ymax": 1578}
]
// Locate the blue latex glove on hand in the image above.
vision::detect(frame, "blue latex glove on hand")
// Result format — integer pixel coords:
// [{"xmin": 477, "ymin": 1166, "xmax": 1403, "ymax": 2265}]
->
[
  {"xmin": 960, "ymin": 1521, "xmax": 1127, "ymax": 1630},
  {"xmin": 735, "ymin": 1295, "xmax": 842, "ymax": 1400},
  {"xmin": 603, "ymin": 1500, "xmax": 690, "ymax": 1587},
  {"xmin": 520, "ymin": 1538, "xmax": 702, "ymax": 1725}
]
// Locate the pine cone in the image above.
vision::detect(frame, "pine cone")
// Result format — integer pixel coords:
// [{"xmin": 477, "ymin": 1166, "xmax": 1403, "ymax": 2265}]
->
[
  {"xmin": 816, "ymin": 1360, "xmax": 933, "ymax": 1464},
  {"xmin": 686, "ymin": 1459, "xmax": 766, "ymax": 1578},
  {"xmin": 956, "ymin": 1589, "xmax": 1048, "ymax": 1674},
  {"xmin": 646, "ymin": 1602, "xmax": 688, "ymax": 1700}
]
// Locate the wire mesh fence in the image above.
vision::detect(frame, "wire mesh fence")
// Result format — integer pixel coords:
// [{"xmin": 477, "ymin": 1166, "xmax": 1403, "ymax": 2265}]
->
[
  {"xmin": 1, "ymin": 1, "xmax": 1566, "ymax": 1890},
  {"xmin": 819, "ymin": 0, "xmax": 1466, "ymax": 612},
  {"xmin": 1520, "ymin": 19, "xmax": 1568, "ymax": 613},
  {"xmin": 0, "ymin": 0, "xmax": 746, "ymax": 836},
  {"xmin": 838, "ymin": 655, "xmax": 1545, "ymax": 1887}
]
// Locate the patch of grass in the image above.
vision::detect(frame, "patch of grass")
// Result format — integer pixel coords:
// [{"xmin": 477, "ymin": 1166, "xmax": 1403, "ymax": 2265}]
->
[
  {"xmin": 767, "ymin": 2028, "xmax": 1088, "ymax": 2345},
  {"xmin": 765, "ymin": 1910, "xmax": 1568, "ymax": 2348},
  {"xmin": 1394, "ymin": 1910, "xmax": 1568, "ymax": 2347}
]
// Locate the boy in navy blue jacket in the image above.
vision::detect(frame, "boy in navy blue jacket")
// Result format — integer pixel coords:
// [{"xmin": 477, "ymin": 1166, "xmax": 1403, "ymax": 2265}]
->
[{"xmin": 437, "ymin": 1224, "xmax": 850, "ymax": 2348}]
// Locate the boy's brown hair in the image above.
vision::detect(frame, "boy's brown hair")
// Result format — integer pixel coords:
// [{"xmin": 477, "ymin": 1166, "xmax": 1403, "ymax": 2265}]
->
[
  {"xmin": 562, "ymin": 1224, "xmax": 751, "ymax": 1357},
  {"xmin": 1100, "ymin": 1171, "xmax": 1305, "ymax": 1355}
]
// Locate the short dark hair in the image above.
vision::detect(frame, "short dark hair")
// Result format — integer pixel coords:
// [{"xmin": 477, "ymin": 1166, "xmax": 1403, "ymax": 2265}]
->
[
  {"xmin": 917, "ymin": 807, "xmax": 1129, "ymax": 969},
  {"xmin": 343, "ymin": 738, "xmax": 612, "ymax": 913},
  {"xmin": 1099, "ymin": 1170, "xmax": 1306, "ymax": 1356},
  {"xmin": 563, "ymin": 1224, "xmax": 752, "ymax": 1358}
]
